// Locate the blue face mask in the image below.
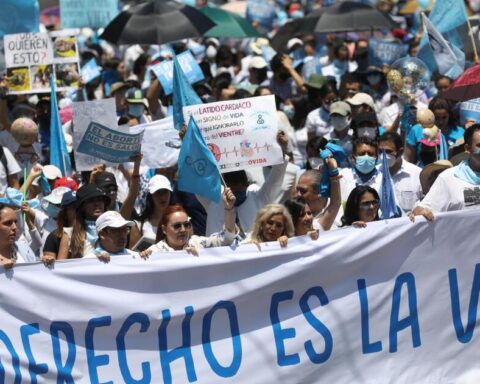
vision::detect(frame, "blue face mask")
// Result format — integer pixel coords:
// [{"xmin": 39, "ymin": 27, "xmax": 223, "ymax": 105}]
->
[
  {"xmin": 234, "ymin": 190, "xmax": 247, "ymax": 207},
  {"xmin": 355, "ymin": 155, "xmax": 377, "ymax": 174},
  {"xmin": 128, "ymin": 103, "xmax": 145, "ymax": 118},
  {"xmin": 283, "ymin": 105, "xmax": 294, "ymax": 120}
]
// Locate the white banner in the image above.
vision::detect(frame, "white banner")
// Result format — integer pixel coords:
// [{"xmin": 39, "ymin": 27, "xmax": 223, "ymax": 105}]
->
[
  {"xmin": 183, "ymin": 95, "xmax": 283, "ymax": 173},
  {"xmin": 0, "ymin": 211, "xmax": 479, "ymax": 383}
]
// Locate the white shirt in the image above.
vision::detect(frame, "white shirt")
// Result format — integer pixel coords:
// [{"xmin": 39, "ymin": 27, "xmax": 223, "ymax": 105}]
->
[
  {"xmin": 418, "ymin": 166, "xmax": 480, "ymax": 212},
  {"xmin": 388, "ymin": 160, "xmax": 423, "ymax": 214},
  {"xmin": 0, "ymin": 147, "xmax": 21, "ymax": 195},
  {"xmin": 305, "ymin": 107, "xmax": 331, "ymax": 138},
  {"xmin": 340, "ymin": 167, "xmax": 383, "ymax": 205},
  {"xmin": 199, "ymin": 157, "xmax": 288, "ymax": 235},
  {"xmin": 378, "ymin": 100, "xmax": 427, "ymax": 128}
]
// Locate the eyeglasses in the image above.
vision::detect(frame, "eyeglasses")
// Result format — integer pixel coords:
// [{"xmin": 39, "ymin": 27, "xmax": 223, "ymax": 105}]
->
[
  {"xmin": 170, "ymin": 221, "xmax": 192, "ymax": 231},
  {"xmin": 359, "ymin": 199, "xmax": 379, "ymax": 210},
  {"xmin": 266, "ymin": 219, "xmax": 284, "ymax": 230}
]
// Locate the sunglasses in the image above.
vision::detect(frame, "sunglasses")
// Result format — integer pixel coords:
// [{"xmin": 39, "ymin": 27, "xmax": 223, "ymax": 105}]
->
[
  {"xmin": 170, "ymin": 221, "xmax": 192, "ymax": 231},
  {"xmin": 359, "ymin": 199, "xmax": 379, "ymax": 210}
]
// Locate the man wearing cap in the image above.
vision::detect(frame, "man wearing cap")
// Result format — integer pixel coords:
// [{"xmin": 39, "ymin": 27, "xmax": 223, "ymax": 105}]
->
[
  {"xmin": 85, "ymin": 211, "xmax": 138, "ymax": 261},
  {"xmin": 125, "ymin": 88, "xmax": 150, "ymax": 125},
  {"xmin": 412, "ymin": 124, "xmax": 480, "ymax": 218},
  {"xmin": 304, "ymin": 75, "xmax": 335, "ymax": 139},
  {"xmin": 325, "ymin": 101, "xmax": 353, "ymax": 166},
  {"xmin": 346, "ymin": 92, "xmax": 377, "ymax": 119},
  {"xmin": 93, "ymin": 171, "xmax": 119, "ymax": 211},
  {"xmin": 352, "ymin": 112, "xmax": 381, "ymax": 141},
  {"xmin": 238, "ymin": 57, "xmax": 269, "ymax": 92}
]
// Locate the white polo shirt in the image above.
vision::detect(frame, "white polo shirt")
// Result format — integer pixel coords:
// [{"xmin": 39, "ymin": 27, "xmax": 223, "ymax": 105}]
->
[{"xmin": 387, "ymin": 160, "xmax": 423, "ymax": 214}]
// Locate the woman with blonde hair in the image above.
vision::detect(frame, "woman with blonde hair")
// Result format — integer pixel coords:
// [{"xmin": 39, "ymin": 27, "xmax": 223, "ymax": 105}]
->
[{"xmin": 245, "ymin": 204, "xmax": 295, "ymax": 248}]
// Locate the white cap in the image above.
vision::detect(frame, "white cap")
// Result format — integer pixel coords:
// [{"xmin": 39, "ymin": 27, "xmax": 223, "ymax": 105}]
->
[
  {"xmin": 205, "ymin": 37, "xmax": 220, "ymax": 47},
  {"xmin": 43, "ymin": 165, "xmax": 62, "ymax": 180},
  {"xmin": 346, "ymin": 92, "xmax": 376, "ymax": 110},
  {"xmin": 43, "ymin": 187, "xmax": 71, "ymax": 205},
  {"xmin": 148, "ymin": 175, "xmax": 173, "ymax": 194},
  {"xmin": 248, "ymin": 56, "xmax": 268, "ymax": 69},
  {"xmin": 96, "ymin": 211, "xmax": 134, "ymax": 233},
  {"xmin": 287, "ymin": 38, "xmax": 303, "ymax": 51}
]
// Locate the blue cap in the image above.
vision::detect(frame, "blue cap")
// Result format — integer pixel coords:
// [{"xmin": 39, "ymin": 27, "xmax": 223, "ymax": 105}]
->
[{"xmin": 61, "ymin": 190, "xmax": 77, "ymax": 207}]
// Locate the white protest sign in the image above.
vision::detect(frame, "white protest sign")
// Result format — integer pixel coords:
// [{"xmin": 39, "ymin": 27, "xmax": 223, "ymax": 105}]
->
[
  {"xmin": 137, "ymin": 116, "xmax": 181, "ymax": 169},
  {"xmin": 72, "ymin": 98, "xmax": 118, "ymax": 171},
  {"xmin": 183, "ymin": 95, "xmax": 283, "ymax": 173},
  {"xmin": 0, "ymin": 211, "xmax": 479, "ymax": 383},
  {"xmin": 4, "ymin": 30, "xmax": 80, "ymax": 94}
]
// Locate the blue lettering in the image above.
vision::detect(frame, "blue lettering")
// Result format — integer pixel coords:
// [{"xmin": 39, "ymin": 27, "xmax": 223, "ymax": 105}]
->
[
  {"xmin": 389, "ymin": 273, "xmax": 421, "ymax": 353},
  {"xmin": 20, "ymin": 323, "xmax": 48, "ymax": 383},
  {"xmin": 448, "ymin": 264, "xmax": 480, "ymax": 343},
  {"xmin": 0, "ymin": 330, "xmax": 22, "ymax": 383},
  {"xmin": 202, "ymin": 301, "xmax": 242, "ymax": 377},
  {"xmin": 159, "ymin": 306, "xmax": 197, "ymax": 384},
  {"xmin": 116, "ymin": 313, "xmax": 151, "ymax": 384},
  {"xmin": 270, "ymin": 290, "xmax": 300, "ymax": 366},
  {"xmin": 358, "ymin": 279, "xmax": 383, "ymax": 354},
  {"xmin": 50, "ymin": 321, "xmax": 76, "ymax": 384},
  {"xmin": 85, "ymin": 316, "xmax": 112, "ymax": 384},
  {"xmin": 299, "ymin": 287, "xmax": 333, "ymax": 364}
]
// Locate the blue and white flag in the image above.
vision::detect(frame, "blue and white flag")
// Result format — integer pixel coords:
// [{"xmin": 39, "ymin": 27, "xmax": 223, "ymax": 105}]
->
[
  {"xmin": 172, "ymin": 55, "xmax": 202, "ymax": 131},
  {"xmin": 49, "ymin": 75, "xmax": 71, "ymax": 176},
  {"xmin": 177, "ymin": 116, "xmax": 221, "ymax": 203},
  {"xmin": 422, "ymin": 13, "xmax": 465, "ymax": 80},
  {"xmin": 380, "ymin": 149, "xmax": 401, "ymax": 219},
  {"xmin": 439, "ymin": 133, "xmax": 449, "ymax": 161},
  {"xmin": 81, "ymin": 58, "xmax": 102, "ymax": 84},
  {"xmin": 0, "ymin": 0, "xmax": 39, "ymax": 37}
]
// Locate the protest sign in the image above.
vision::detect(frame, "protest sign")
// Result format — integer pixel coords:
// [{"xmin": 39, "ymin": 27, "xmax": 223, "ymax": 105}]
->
[
  {"xmin": 151, "ymin": 50, "xmax": 204, "ymax": 96},
  {"xmin": 246, "ymin": 0, "xmax": 276, "ymax": 33},
  {"xmin": 0, "ymin": 211, "xmax": 479, "ymax": 383},
  {"xmin": 4, "ymin": 30, "xmax": 80, "ymax": 94},
  {"xmin": 459, "ymin": 98, "xmax": 480, "ymax": 125},
  {"xmin": 76, "ymin": 121, "xmax": 144, "ymax": 163},
  {"xmin": 0, "ymin": 0, "xmax": 39, "ymax": 38},
  {"xmin": 81, "ymin": 57, "xmax": 101, "ymax": 84},
  {"xmin": 183, "ymin": 95, "xmax": 283, "ymax": 173},
  {"xmin": 60, "ymin": 0, "xmax": 119, "ymax": 29},
  {"xmin": 368, "ymin": 38, "xmax": 409, "ymax": 67},
  {"xmin": 137, "ymin": 117, "xmax": 181, "ymax": 169},
  {"xmin": 72, "ymin": 98, "xmax": 118, "ymax": 171}
]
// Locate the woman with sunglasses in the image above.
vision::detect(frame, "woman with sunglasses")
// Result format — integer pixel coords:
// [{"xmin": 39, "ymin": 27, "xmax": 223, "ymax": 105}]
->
[
  {"xmin": 341, "ymin": 185, "xmax": 380, "ymax": 227},
  {"xmin": 143, "ymin": 188, "xmax": 236, "ymax": 255},
  {"xmin": 244, "ymin": 204, "xmax": 295, "ymax": 248}
]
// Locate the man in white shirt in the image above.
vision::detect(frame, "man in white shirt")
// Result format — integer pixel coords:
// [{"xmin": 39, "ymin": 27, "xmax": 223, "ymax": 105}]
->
[
  {"xmin": 413, "ymin": 124, "xmax": 480, "ymax": 218},
  {"xmin": 379, "ymin": 132, "xmax": 422, "ymax": 214}
]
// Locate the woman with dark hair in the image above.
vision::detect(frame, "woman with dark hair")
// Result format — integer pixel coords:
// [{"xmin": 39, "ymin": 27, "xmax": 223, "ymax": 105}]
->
[
  {"xmin": 58, "ymin": 184, "xmax": 110, "ymax": 259},
  {"xmin": 306, "ymin": 82, "xmax": 339, "ymax": 140},
  {"xmin": 341, "ymin": 185, "xmax": 380, "ymax": 227},
  {"xmin": 284, "ymin": 198, "xmax": 319, "ymax": 239},
  {"xmin": 406, "ymin": 97, "xmax": 464, "ymax": 165}
]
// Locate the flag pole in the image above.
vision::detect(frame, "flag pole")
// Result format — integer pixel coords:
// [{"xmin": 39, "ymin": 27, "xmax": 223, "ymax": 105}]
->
[
  {"xmin": 467, "ymin": 17, "xmax": 479, "ymax": 62},
  {"xmin": 22, "ymin": 167, "xmax": 27, "ymax": 223}
]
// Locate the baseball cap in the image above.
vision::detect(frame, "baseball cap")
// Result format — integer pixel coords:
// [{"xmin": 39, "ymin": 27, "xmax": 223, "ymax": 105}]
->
[
  {"xmin": 76, "ymin": 184, "xmax": 111, "ymax": 209},
  {"xmin": 329, "ymin": 101, "xmax": 351, "ymax": 116},
  {"xmin": 305, "ymin": 74, "xmax": 327, "ymax": 90},
  {"xmin": 61, "ymin": 190, "xmax": 77, "ymax": 207},
  {"xmin": 43, "ymin": 187, "xmax": 71, "ymax": 205},
  {"xmin": 110, "ymin": 82, "xmax": 129, "ymax": 96},
  {"xmin": 94, "ymin": 172, "xmax": 117, "ymax": 190},
  {"xmin": 249, "ymin": 56, "xmax": 268, "ymax": 70},
  {"xmin": 287, "ymin": 38, "xmax": 303, "ymax": 51},
  {"xmin": 126, "ymin": 88, "xmax": 144, "ymax": 104},
  {"xmin": 148, "ymin": 175, "xmax": 173, "ymax": 194},
  {"xmin": 96, "ymin": 211, "xmax": 134, "ymax": 233},
  {"xmin": 347, "ymin": 92, "xmax": 376, "ymax": 110},
  {"xmin": 54, "ymin": 176, "xmax": 79, "ymax": 191},
  {"xmin": 43, "ymin": 165, "xmax": 62, "ymax": 180}
]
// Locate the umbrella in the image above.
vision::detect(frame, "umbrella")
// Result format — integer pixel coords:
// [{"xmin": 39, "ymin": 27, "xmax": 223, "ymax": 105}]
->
[
  {"xmin": 441, "ymin": 64, "xmax": 480, "ymax": 102},
  {"xmin": 199, "ymin": 6, "xmax": 261, "ymax": 38},
  {"xmin": 271, "ymin": 1, "xmax": 398, "ymax": 51},
  {"xmin": 221, "ymin": 1, "xmax": 247, "ymax": 16},
  {"xmin": 100, "ymin": 0, "xmax": 216, "ymax": 45}
]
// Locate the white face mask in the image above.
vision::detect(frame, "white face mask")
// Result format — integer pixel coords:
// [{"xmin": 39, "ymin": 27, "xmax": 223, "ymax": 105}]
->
[
  {"xmin": 331, "ymin": 116, "xmax": 351, "ymax": 132},
  {"xmin": 386, "ymin": 153, "xmax": 397, "ymax": 168},
  {"xmin": 357, "ymin": 127, "xmax": 377, "ymax": 139},
  {"xmin": 206, "ymin": 45, "xmax": 217, "ymax": 60},
  {"xmin": 308, "ymin": 157, "xmax": 323, "ymax": 170}
]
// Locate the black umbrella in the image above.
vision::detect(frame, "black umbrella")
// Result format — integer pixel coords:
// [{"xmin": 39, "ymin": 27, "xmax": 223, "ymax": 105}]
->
[
  {"xmin": 100, "ymin": 0, "xmax": 216, "ymax": 45},
  {"xmin": 271, "ymin": 2, "xmax": 398, "ymax": 52}
]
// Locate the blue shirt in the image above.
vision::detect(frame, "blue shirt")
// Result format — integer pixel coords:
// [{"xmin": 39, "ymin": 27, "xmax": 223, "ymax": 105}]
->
[{"xmin": 407, "ymin": 124, "xmax": 465, "ymax": 154}]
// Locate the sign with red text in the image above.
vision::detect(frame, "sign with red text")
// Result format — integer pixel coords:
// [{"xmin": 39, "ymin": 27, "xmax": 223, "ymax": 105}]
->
[
  {"xmin": 4, "ymin": 30, "xmax": 80, "ymax": 94},
  {"xmin": 183, "ymin": 95, "xmax": 283, "ymax": 173}
]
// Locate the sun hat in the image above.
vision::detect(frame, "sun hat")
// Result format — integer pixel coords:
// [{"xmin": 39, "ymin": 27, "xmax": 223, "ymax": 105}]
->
[{"xmin": 96, "ymin": 210, "xmax": 134, "ymax": 233}]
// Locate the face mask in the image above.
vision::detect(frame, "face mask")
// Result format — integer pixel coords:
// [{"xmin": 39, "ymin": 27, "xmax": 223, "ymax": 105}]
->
[
  {"xmin": 355, "ymin": 155, "xmax": 377, "ymax": 174},
  {"xmin": 46, "ymin": 203, "xmax": 61, "ymax": 219},
  {"xmin": 386, "ymin": 153, "xmax": 397, "ymax": 168},
  {"xmin": 357, "ymin": 127, "xmax": 377, "ymax": 139},
  {"xmin": 331, "ymin": 116, "xmax": 351, "ymax": 132},
  {"xmin": 308, "ymin": 157, "xmax": 323, "ymax": 170},
  {"xmin": 233, "ymin": 190, "xmax": 247, "ymax": 207},
  {"xmin": 128, "ymin": 104, "xmax": 145, "ymax": 118},
  {"xmin": 206, "ymin": 45, "xmax": 217, "ymax": 60},
  {"xmin": 283, "ymin": 105, "xmax": 294, "ymax": 120},
  {"xmin": 367, "ymin": 74, "xmax": 381, "ymax": 86}
]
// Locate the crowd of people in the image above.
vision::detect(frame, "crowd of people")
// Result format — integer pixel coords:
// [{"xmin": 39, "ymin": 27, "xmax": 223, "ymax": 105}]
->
[{"xmin": 0, "ymin": 0, "xmax": 479, "ymax": 268}]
